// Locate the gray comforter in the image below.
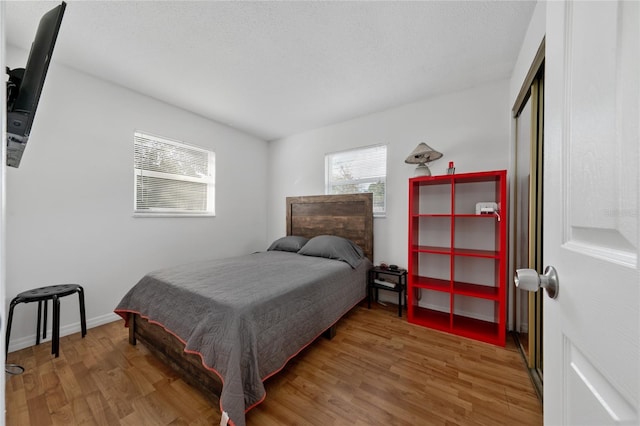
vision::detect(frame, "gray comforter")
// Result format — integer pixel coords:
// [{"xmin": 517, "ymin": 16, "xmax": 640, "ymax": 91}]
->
[{"xmin": 115, "ymin": 250, "xmax": 371, "ymax": 426}]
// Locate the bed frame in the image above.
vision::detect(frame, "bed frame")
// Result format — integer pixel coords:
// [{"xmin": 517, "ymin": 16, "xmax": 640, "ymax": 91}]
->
[{"xmin": 127, "ymin": 193, "xmax": 374, "ymax": 404}]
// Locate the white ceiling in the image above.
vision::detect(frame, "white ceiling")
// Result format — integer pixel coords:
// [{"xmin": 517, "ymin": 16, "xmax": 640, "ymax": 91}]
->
[{"xmin": 5, "ymin": 1, "xmax": 536, "ymax": 141}]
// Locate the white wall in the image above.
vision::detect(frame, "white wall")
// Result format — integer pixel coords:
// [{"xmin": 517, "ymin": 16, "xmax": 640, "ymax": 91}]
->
[
  {"xmin": 509, "ymin": 1, "xmax": 547, "ymax": 106},
  {"xmin": 5, "ymin": 46, "xmax": 269, "ymax": 352},
  {"xmin": 268, "ymin": 80, "xmax": 511, "ymax": 271}
]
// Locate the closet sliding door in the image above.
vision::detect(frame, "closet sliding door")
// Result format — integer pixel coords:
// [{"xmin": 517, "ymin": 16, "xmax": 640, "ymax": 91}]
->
[{"xmin": 512, "ymin": 39, "xmax": 544, "ymax": 399}]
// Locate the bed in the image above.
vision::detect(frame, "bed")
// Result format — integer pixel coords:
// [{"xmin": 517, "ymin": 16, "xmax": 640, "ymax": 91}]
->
[{"xmin": 114, "ymin": 193, "xmax": 373, "ymax": 426}]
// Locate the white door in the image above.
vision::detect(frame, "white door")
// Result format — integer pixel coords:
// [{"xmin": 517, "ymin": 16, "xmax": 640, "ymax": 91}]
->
[{"xmin": 544, "ymin": 1, "xmax": 639, "ymax": 424}]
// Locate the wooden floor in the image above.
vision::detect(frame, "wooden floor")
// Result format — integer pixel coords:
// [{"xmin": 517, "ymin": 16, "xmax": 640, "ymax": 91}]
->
[{"xmin": 6, "ymin": 302, "xmax": 542, "ymax": 425}]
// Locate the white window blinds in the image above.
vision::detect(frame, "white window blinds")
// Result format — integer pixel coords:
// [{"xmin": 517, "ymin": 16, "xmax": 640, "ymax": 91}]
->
[
  {"xmin": 325, "ymin": 144, "xmax": 387, "ymax": 216},
  {"xmin": 134, "ymin": 132, "xmax": 215, "ymax": 216}
]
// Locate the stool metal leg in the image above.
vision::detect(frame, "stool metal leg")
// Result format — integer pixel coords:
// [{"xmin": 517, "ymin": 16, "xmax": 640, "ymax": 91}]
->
[
  {"xmin": 5, "ymin": 299, "xmax": 18, "ymax": 360},
  {"xmin": 36, "ymin": 301, "xmax": 42, "ymax": 345},
  {"xmin": 43, "ymin": 300, "xmax": 48, "ymax": 341},
  {"xmin": 52, "ymin": 295, "xmax": 60, "ymax": 358},
  {"xmin": 77, "ymin": 286, "xmax": 87, "ymax": 338}
]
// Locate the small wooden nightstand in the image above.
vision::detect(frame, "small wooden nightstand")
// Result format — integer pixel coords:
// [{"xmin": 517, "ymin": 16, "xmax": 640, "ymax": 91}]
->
[{"xmin": 367, "ymin": 266, "xmax": 407, "ymax": 317}]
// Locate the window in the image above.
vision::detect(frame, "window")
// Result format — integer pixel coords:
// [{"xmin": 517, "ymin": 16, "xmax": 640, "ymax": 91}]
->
[
  {"xmin": 134, "ymin": 132, "xmax": 215, "ymax": 216},
  {"xmin": 325, "ymin": 144, "xmax": 387, "ymax": 216}
]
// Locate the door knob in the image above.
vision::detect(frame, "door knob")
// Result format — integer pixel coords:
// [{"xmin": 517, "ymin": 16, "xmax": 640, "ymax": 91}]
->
[{"xmin": 515, "ymin": 266, "xmax": 559, "ymax": 299}]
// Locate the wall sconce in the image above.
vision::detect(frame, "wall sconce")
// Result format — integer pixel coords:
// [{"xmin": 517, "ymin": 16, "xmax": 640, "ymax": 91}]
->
[{"xmin": 405, "ymin": 143, "xmax": 443, "ymax": 176}]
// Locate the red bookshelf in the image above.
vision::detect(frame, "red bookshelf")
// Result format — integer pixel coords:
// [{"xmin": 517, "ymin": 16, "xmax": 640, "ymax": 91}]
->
[{"xmin": 407, "ymin": 170, "xmax": 507, "ymax": 346}]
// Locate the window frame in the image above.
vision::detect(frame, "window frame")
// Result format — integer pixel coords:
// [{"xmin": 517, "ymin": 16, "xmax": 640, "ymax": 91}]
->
[
  {"xmin": 325, "ymin": 144, "xmax": 387, "ymax": 217},
  {"xmin": 133, "ymin": 131, "xmax": 215, "ymax": 217}
]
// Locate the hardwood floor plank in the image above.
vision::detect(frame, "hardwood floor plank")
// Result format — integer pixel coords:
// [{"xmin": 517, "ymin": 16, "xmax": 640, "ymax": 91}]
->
[
  {"xmin": 85, "ymin": 390, "xmax": 121, "ymax": 426},
  {"xmin": 26, "ymin": 393, "xmax": 53, "ymax": 426},
  {"xmin": 130, "ymin": 390, "xmax": 180, "ymax": 425},
  {"xmin": 274, "ymin": 381, "xmax": 340, "ymax": 424},
  {"xmin": 5, "ymin": 387, "xmax": 29, "ymax": 425},
  {"xmin": 66, "ymin": 398, "xmax": 94, "ymax": 425},
  {"xmin": 6, "ymin": 302, "xmax": 542, "ymax": 425},
  {"xmin": 153, "ymin": 379, "xmax": 206, "ymax": 423},
  {"xmin": 50, "ymin": 403, "xmax": 76, "ymax": 426},
  {"xmin": 94, "ymin": 368, "xmax": 137, "ymax": 419},
  {"xmin": 56, "ymin": 360, "xmax": 85, "ymax": 404}
]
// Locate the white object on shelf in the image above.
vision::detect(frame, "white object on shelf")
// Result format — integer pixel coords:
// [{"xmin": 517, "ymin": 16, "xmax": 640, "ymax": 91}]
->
[
  {"xmin": 475, "ymin": 202, "xmax": 498, "ymax": 215},
  {"xmin": 374, "ymin": 279, "xmax": 396, "ymax": 288}
]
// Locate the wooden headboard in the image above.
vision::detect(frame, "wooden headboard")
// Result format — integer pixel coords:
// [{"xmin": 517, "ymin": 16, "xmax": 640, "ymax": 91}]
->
[{"xmin": 286, "ymin": 193, "xmax": 374, "ymax": 261}]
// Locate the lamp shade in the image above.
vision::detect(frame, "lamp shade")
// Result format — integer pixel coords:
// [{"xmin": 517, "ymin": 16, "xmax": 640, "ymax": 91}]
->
[{"xmin": 405, "ymin": 143, "xmax": 443, "ymax": 164}]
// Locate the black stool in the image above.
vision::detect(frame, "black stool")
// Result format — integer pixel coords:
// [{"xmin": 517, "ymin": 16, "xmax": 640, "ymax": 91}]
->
[{"xmin": 6, "ymin": 284, "xmax": 86, "ymax": 358}]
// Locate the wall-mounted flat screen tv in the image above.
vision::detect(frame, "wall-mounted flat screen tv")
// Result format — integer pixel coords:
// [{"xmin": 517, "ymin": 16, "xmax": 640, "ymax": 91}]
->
[{"xmin": 6, "ymin": 2, "xmax": 66, "ymax": 168}]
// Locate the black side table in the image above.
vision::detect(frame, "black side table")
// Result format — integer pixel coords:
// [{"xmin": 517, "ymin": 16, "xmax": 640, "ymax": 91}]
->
[{"xmin": 368, "ymin": 267, "xmax": 407, "ymax": 317}]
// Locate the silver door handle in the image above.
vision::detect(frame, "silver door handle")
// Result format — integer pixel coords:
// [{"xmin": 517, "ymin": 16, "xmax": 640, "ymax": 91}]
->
[{"xmin": 514, "ymin": 266, "xmax": 559, "ymax": 299}]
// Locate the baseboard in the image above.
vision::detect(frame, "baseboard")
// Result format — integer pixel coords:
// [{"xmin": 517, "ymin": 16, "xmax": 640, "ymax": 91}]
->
[{"xmin": 7, "ymin": 312, "xmax": 121, "ymax": 354}]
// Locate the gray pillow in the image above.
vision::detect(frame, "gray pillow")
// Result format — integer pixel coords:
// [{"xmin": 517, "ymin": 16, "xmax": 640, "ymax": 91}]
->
[
  {"xmin": 297, "ymin": 235, "xmax": 364, "ymax": 268},
  {"xmin": 267, "ymin": 236, "xmax": 309, "ymax": 252}
]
